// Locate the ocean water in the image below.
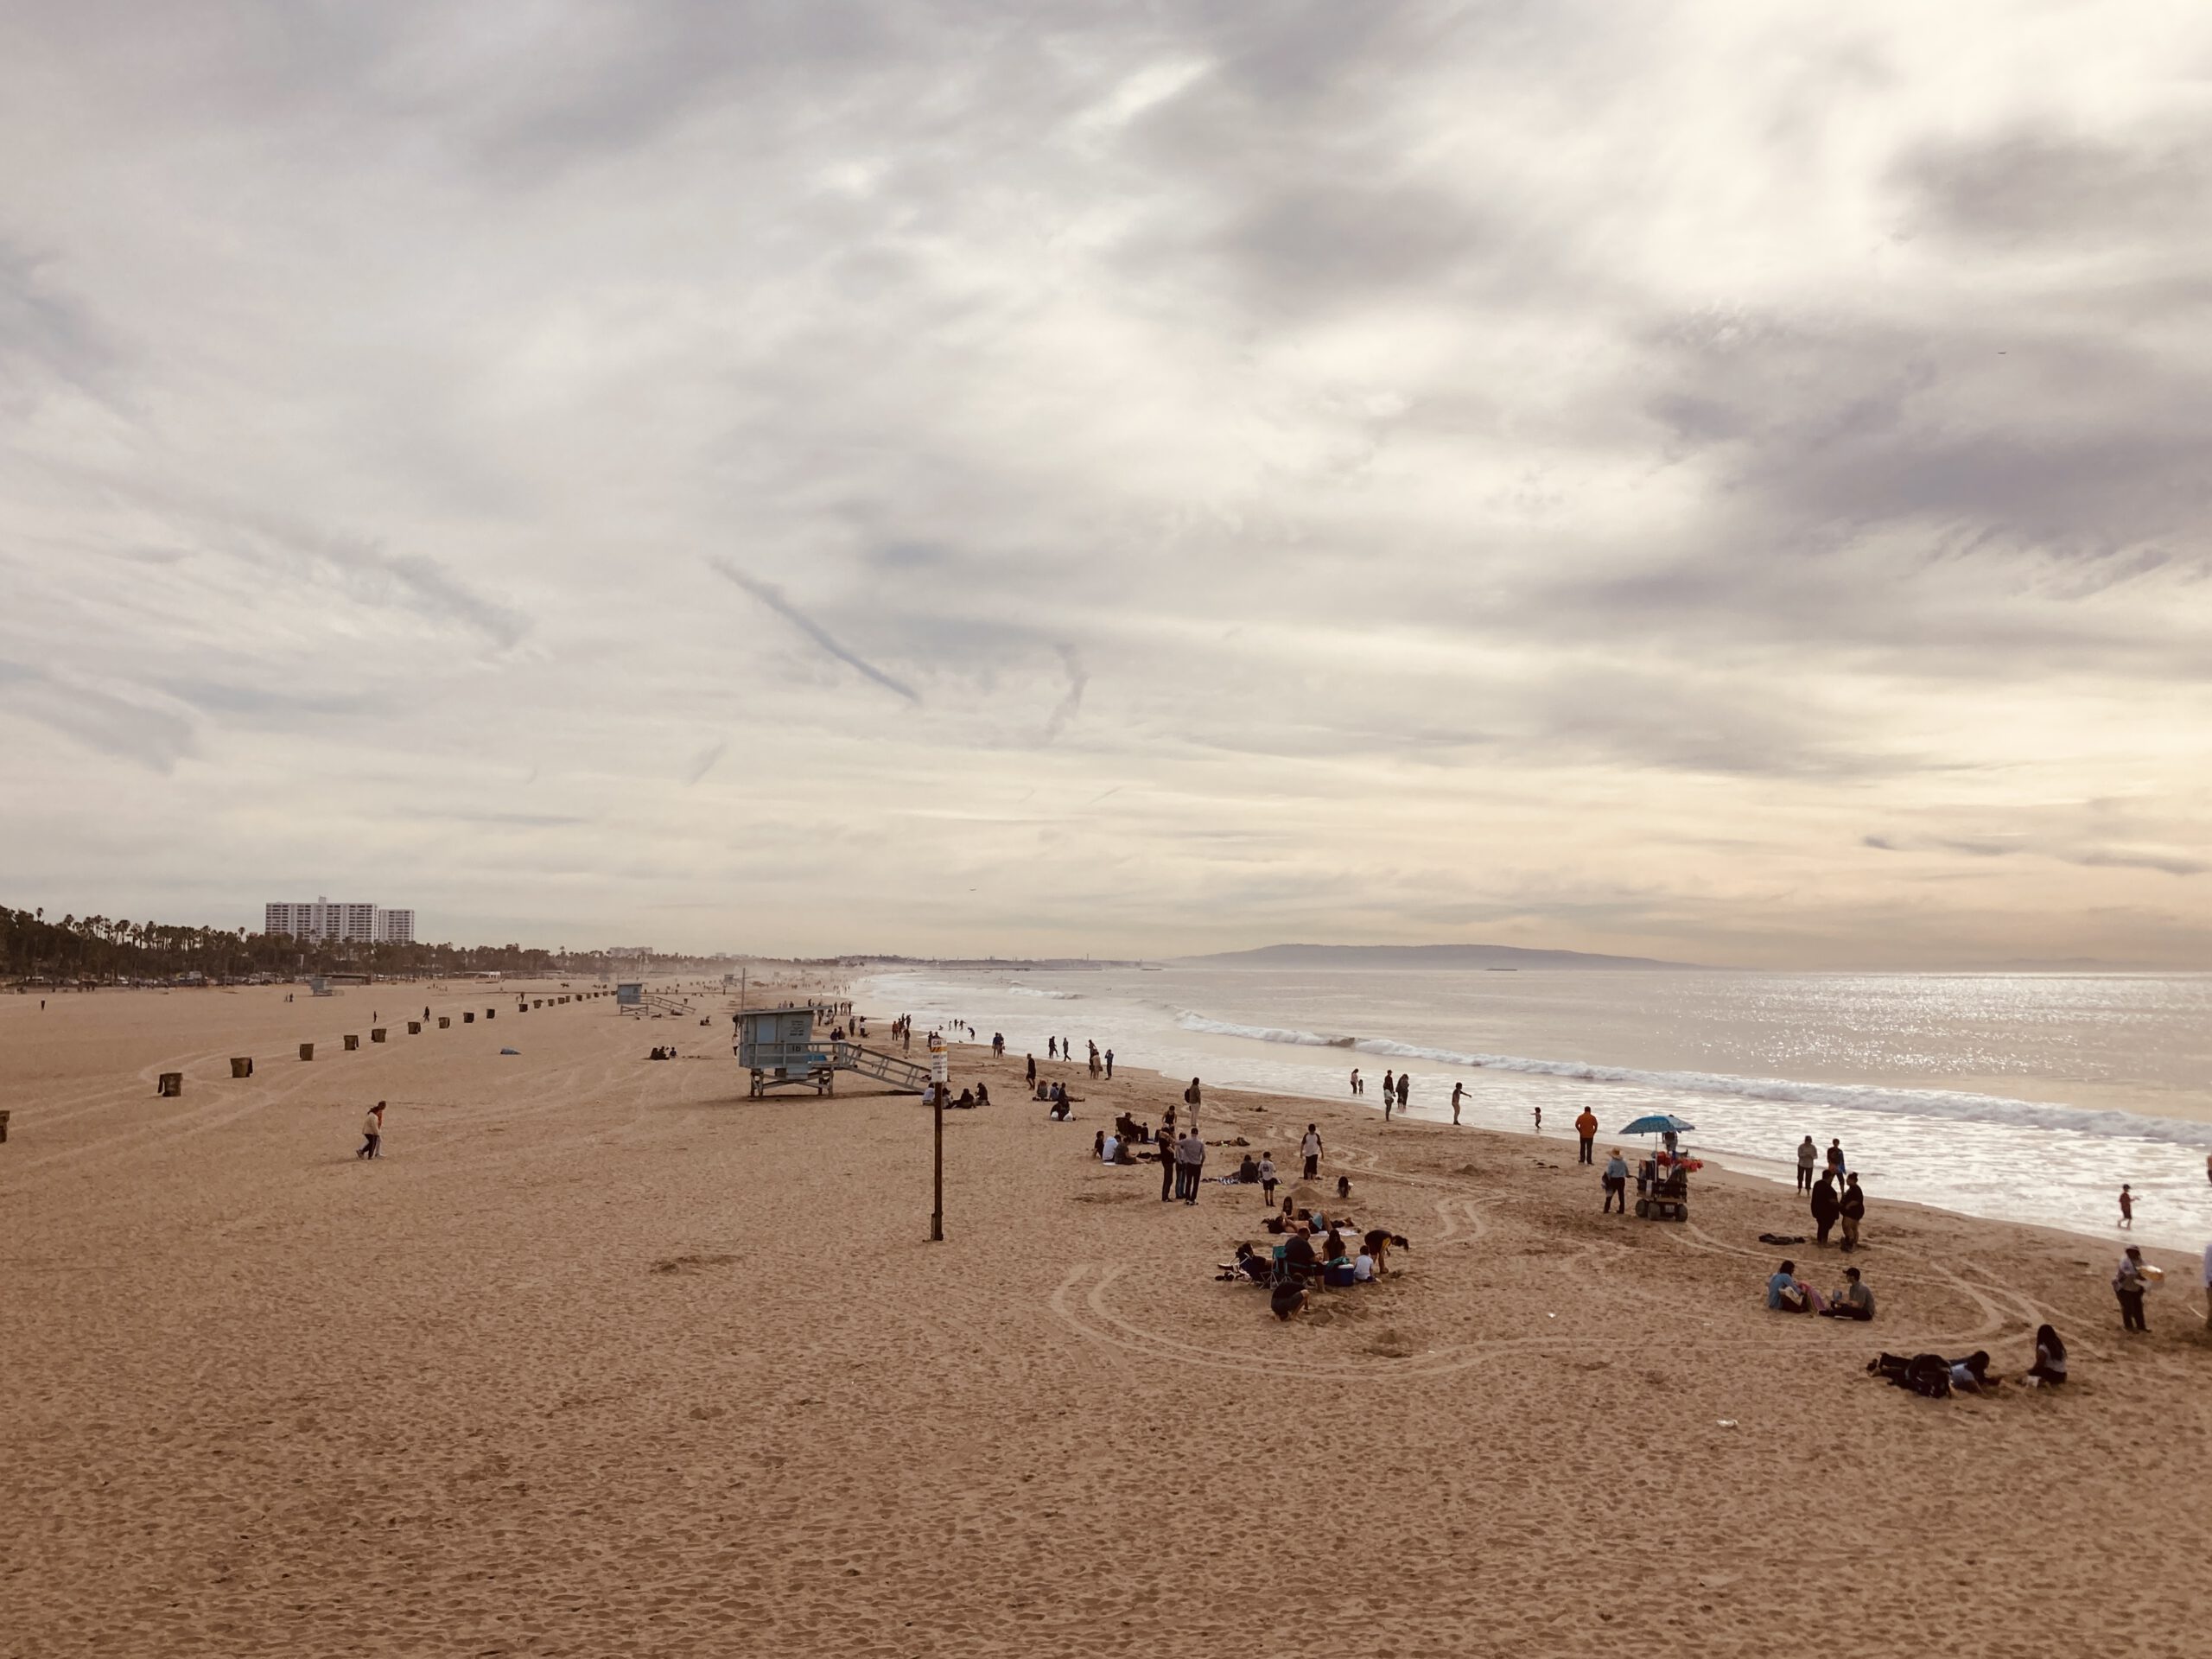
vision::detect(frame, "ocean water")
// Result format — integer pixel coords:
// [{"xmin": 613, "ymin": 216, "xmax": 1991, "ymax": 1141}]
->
[{"xmin": 856, "ymin": 966, "xmax": 2212, "ymax": 1251}]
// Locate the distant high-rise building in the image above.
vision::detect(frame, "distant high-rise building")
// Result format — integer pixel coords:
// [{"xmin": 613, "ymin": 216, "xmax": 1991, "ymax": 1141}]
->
[{"xmin": 264, "ymin": 897, "xmax": 415, "ymax": 945}]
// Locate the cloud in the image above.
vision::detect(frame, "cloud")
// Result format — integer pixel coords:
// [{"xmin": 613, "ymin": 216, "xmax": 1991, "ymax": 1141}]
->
[
  {"xmin": 707, "ymin": 559, "xmax": 921, "ymax": 704},
  {"xmin": 1041, "ymin": 645, "xmax": 1088, "ymax": 743}
]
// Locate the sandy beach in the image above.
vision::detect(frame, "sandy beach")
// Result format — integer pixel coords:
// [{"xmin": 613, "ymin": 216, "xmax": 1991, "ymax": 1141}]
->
[{"xmin": 5, "ymin": 979, "xmax": 2210, "ymax": 1657}]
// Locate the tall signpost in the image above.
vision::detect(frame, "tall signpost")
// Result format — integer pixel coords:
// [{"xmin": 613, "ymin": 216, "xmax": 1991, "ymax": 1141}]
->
[{"xmin": 929, "ymin": 1036, "xmax": 948, "ymax": 1242}]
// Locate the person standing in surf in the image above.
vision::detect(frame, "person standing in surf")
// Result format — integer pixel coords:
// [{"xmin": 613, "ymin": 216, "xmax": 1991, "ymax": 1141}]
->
[
  {"xmin": 1451, "ymin": 1081, "xmax": 1464, "ymax": 1125},
  {"xmin": 1395, "ymin": 1072, "xmax": 1409, "ymax": 1117}
]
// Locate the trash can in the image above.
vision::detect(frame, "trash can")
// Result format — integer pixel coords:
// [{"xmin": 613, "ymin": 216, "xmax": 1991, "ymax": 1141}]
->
[
  {"xmin": 343, "ymin": 1033, "xmax": 359, "ymax": 1051},
  {"xmin": 438, "ymin": 1017, "xmax": 450, "ymax": 1029},
  {"xmin": 230, "ymin": 1057, "xmax": 253, "ymax": 1078},
  {"xmin": 300, "ymin": 1043, "xmax": 315, "ymax": 1060},
  {"xmin": 157, "ymin": 1072, "xmax": 182, "ymax": 1096},
  {"xmin": 407, "ymin": 1021, "xmax": 421, "ymax": 1034},
  {"xmin": 371, "ymin": 1027, "xmax": 387, "ymax": 1043}
]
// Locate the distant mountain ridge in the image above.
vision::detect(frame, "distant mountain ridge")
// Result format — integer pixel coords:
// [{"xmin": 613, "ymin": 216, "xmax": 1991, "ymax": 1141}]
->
[{"xmin": 1175, "ymin": 942, "xmax": 1701, "ymax": 970}]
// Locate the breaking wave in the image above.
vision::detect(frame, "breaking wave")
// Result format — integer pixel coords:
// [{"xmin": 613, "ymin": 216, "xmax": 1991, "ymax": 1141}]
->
[{"xmin": 1185, "ymin": 1014, "xmax": 2208, "ymax": 1147}]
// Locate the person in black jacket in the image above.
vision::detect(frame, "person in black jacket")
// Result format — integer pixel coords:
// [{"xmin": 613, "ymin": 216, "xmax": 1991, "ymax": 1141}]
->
[
  {"xmin": 1810, "ymin": 1173, "xmax": 1842, "ymax": 1247},
  {"xmin": 1840, "ymin": 1173, "xmax": 1866, "ymax": 1251}
]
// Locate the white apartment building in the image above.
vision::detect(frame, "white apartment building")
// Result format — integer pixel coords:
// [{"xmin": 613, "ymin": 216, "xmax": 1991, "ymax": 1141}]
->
[{"xmin": 264, "ymin": 898, "xmax": 416, "ymax": 945}]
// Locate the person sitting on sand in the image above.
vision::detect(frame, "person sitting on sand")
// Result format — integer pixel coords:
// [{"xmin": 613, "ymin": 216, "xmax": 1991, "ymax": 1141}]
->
[
  {"xmin": 1362, "ymin": 1229, "xmax": 1402, "ymax": 1275},
  {"xmin": 1047, "ymin": 1092, "xmax": 1071, "ymax": 1121},
  {"xmin": 1101, "ymin": 1130, "xmax": 1122, "ymax": 1164},
  {"xmin": 1766, "ymin": 1260, "xmax": 1828, "ymax": 1313},
  {"xmin": 1323, "ymin": 1226, "xmax": 1345, "ymax": 1263},
  {"xmin": 1337, "ymin": 1174, "xmax": 1352, "ymax": 1201},
  {"xmin": 954, "ymin": 1087, "xmax": 975, "ymax": 1109},
  {"xmin": 1272, "ymin": 1279, "xmax": 1309, "ymax": 1320},
  {"xmin": 1092, "ymin": 1129, "xmax": 1106, "ymax": 1160},
  {"xmin": 1236, "ymin": 1153, "xmax": 1261, "ymax": 1185},
  {"xmin": 1284, "ymin": 1232, "xmax": 1319, "ymax": 1281},
  {"xmin": 974, "ymin": 1083, "xmax": 990, "ymax": 1109},
  {"xmin": 1354, "ymin": 1247, "xmax": 1376, "ymax": 1282},
  {"xmin": 2024, "ymin": 1325, "xmax": 2068, "ymax": 1387},
  {"xmin": 1820, "ymin": 1266, "xmax": 1875, "ymax": 1320}
]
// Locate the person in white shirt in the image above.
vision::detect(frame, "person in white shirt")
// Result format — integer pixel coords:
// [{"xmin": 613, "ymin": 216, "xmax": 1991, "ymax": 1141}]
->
[
  {"xmin": 1100, "ymin": 1132, "xmax": 1119, "ymax": 1164},
  {"xmin": 1258, "ymin": 1154, "xmax": 1278, "ymax": 1205},
  {"xmin": 1353, "ymin": 1250, "xmax": 1376, "ymax": 1282},
  {"xmin": 1300, "ymin": 1125, "xmax": 1323, "ymax": 1179},
  {"xmin": 357, "ymin": 1101, "xmax": 384, "ymax": 1160}
]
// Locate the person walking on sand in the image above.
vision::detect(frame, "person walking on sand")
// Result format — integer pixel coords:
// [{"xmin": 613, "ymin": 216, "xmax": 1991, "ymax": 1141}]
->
[
  {"xmin": 1574, "ymin": 1108, "xmax": 1599, "ymax": 1165},
  {"xmin": 1382, "ymin": 1069, "xmax": 1395, "ymax": 1107},
  {"xmin": 1048, "ymin": 1037, "xmax": 1057, "ymax": 1059},
  {"xmin": 1451, "ymin": 1081, "xmax": 1464, "ymax": 1125},
  {"xmin": 1603, "ymin": 1148, "xmax": 1629, "ymax": 1213},
  {"xmin": 1840, "ymin": 1173, "xmax": 1866, "ymax": 1251},
  {"xmin": 2114, "ymin": 1246, "xmax": 2151, "ymax": 1333},
  {"xmin": 357, "ymin": 1101, "xmax": 385, "ymax": 1160},
  {"xmin": 1259, "ymin": 1153, "xmax": 1278, "ymax": 1206},
  {"xmin": 1178, "ymin": 1128, "xmax": 1206, "ymax": 1204},
  {"xmin": 1811, "ymin": 1172, "xmax": 1841, "ymax": 1247},
  {"xmin": 1301, "ymin": 1123, "xmax": 1324, "ymax": 1179},
  {"xmin": 1395, "ymin": 1071, "xmax": 1409, "ymax": 1117},
  {"xmin": 1383, "ymin": 1086, "xmax": 1393, "ymax": 1124},
  {"xmin": 1796, "ymin": 1135, "xmax": 1817, "ymax": 1193},
  {"xmin": 2119, "ymin": 1184, "xmax": 2133, "ymax": 1230}
]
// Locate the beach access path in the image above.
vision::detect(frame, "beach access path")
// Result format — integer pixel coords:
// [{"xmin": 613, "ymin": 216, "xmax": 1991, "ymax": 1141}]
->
[{"xmin": 3, "ymin": 980, "xmax": 2209, "ymax": 1656}]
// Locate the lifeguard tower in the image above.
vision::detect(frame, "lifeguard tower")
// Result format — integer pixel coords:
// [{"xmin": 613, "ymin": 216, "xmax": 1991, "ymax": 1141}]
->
[
  {"xmin": 737, "ymin": 1004, "xmax": 836, "ymax": 1097},
  {"xmin": 734, "ymin": 1004, "xmax": 933, "ymax": 1099}
]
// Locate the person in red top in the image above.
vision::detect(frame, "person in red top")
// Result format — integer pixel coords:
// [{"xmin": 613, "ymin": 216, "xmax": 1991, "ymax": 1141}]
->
[{"xmin": 1574, "ymin": 1109, "xmax": 1599, "ymax": 1164}]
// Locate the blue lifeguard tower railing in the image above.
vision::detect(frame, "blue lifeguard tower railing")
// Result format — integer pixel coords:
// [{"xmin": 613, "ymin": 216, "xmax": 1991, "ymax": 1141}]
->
[{"xmin": 734, "ymin": 1003, "xmax": 932, "ymax": 1099}]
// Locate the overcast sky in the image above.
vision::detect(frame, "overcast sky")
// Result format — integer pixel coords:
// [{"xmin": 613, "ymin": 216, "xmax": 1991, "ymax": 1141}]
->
[{"xmin": 4, "ymin": 2, "xmax": 2209, "ymax": 968}]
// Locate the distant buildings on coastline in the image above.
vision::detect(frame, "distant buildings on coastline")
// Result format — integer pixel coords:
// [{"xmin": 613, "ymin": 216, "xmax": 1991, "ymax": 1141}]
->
[
  {"xmin": 264, "ymin": 897, "xmax": 416, "ymax": 945},
  {"xmin": 603, "ymin": 945, "xmax": 655, "ymax": 959}
]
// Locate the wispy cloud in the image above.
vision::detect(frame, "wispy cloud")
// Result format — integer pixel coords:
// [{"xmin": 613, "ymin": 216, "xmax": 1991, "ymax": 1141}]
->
[{"xmin": 708, "ymin": 559, "xmax": 920, "ymax": 705}]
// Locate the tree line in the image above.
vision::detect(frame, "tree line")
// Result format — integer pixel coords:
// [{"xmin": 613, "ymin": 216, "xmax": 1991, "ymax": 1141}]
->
[{"xmin": 2, "ymin": 905, "xmax": 729, "ymax": 983}]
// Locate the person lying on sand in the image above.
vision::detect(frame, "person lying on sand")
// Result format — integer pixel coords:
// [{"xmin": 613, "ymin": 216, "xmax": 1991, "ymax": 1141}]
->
[
  {"xmin": 1766, "ymin": 1260, "xmax": 1830, "ymax": 1313},
  {"xmin": 1948, "ymin": 1351, "xmax": 2002, "ymax": 1393},
  {"xmin": 1218, "ymin": 1243, "xmax": 1272, "ymax": 1285},
  {"xmin": 1818, "ymin": 1267, "xmax": 1875, "ymax": 1320},
  {"xmin": 1869, "ymin": 1352, "xmax": 1953, "ymax": 1398}
]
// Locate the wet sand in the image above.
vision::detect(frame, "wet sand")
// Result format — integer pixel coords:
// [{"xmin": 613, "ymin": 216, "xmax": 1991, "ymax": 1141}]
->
[{"xmin": 4, "ymin": 979, "xmax": 2209, "ymax": 1656}]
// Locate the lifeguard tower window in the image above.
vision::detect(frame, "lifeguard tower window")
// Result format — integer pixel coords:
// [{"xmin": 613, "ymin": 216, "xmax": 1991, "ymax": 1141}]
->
[{"xmin": 615, "ymin": 982, "xmax": 643, "ymax": 1007}]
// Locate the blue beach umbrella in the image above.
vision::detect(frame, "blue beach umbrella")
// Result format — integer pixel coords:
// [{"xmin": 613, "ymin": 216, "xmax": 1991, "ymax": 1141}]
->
[{"xmin": 1620, "ymin": 1113, "xmax": 1696, "ymax": 1136}]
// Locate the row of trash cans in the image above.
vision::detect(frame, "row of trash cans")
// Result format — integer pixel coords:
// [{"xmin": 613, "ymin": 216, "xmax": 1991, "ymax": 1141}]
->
[{"xmin": 153, "ymin": 991, "xmax": 608, "ymax": 1084}]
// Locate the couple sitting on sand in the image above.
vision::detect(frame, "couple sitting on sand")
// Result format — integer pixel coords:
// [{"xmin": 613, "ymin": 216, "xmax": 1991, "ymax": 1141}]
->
[{"xmin": 1767, "ymin": 1261, "xmax": 1875, "ymax": 1319}]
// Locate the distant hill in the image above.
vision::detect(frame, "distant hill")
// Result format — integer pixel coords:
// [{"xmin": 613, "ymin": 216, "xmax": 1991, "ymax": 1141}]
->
[{"xmin": 1174, "ymin": 942, "xmax": 1703, "ymax": 970}]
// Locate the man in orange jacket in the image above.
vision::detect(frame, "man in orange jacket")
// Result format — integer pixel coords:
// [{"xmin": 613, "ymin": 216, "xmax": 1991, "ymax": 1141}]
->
[{"xmin": 1574, "ymin": 1108, "xmax": 1599, "ymax": 1165}]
